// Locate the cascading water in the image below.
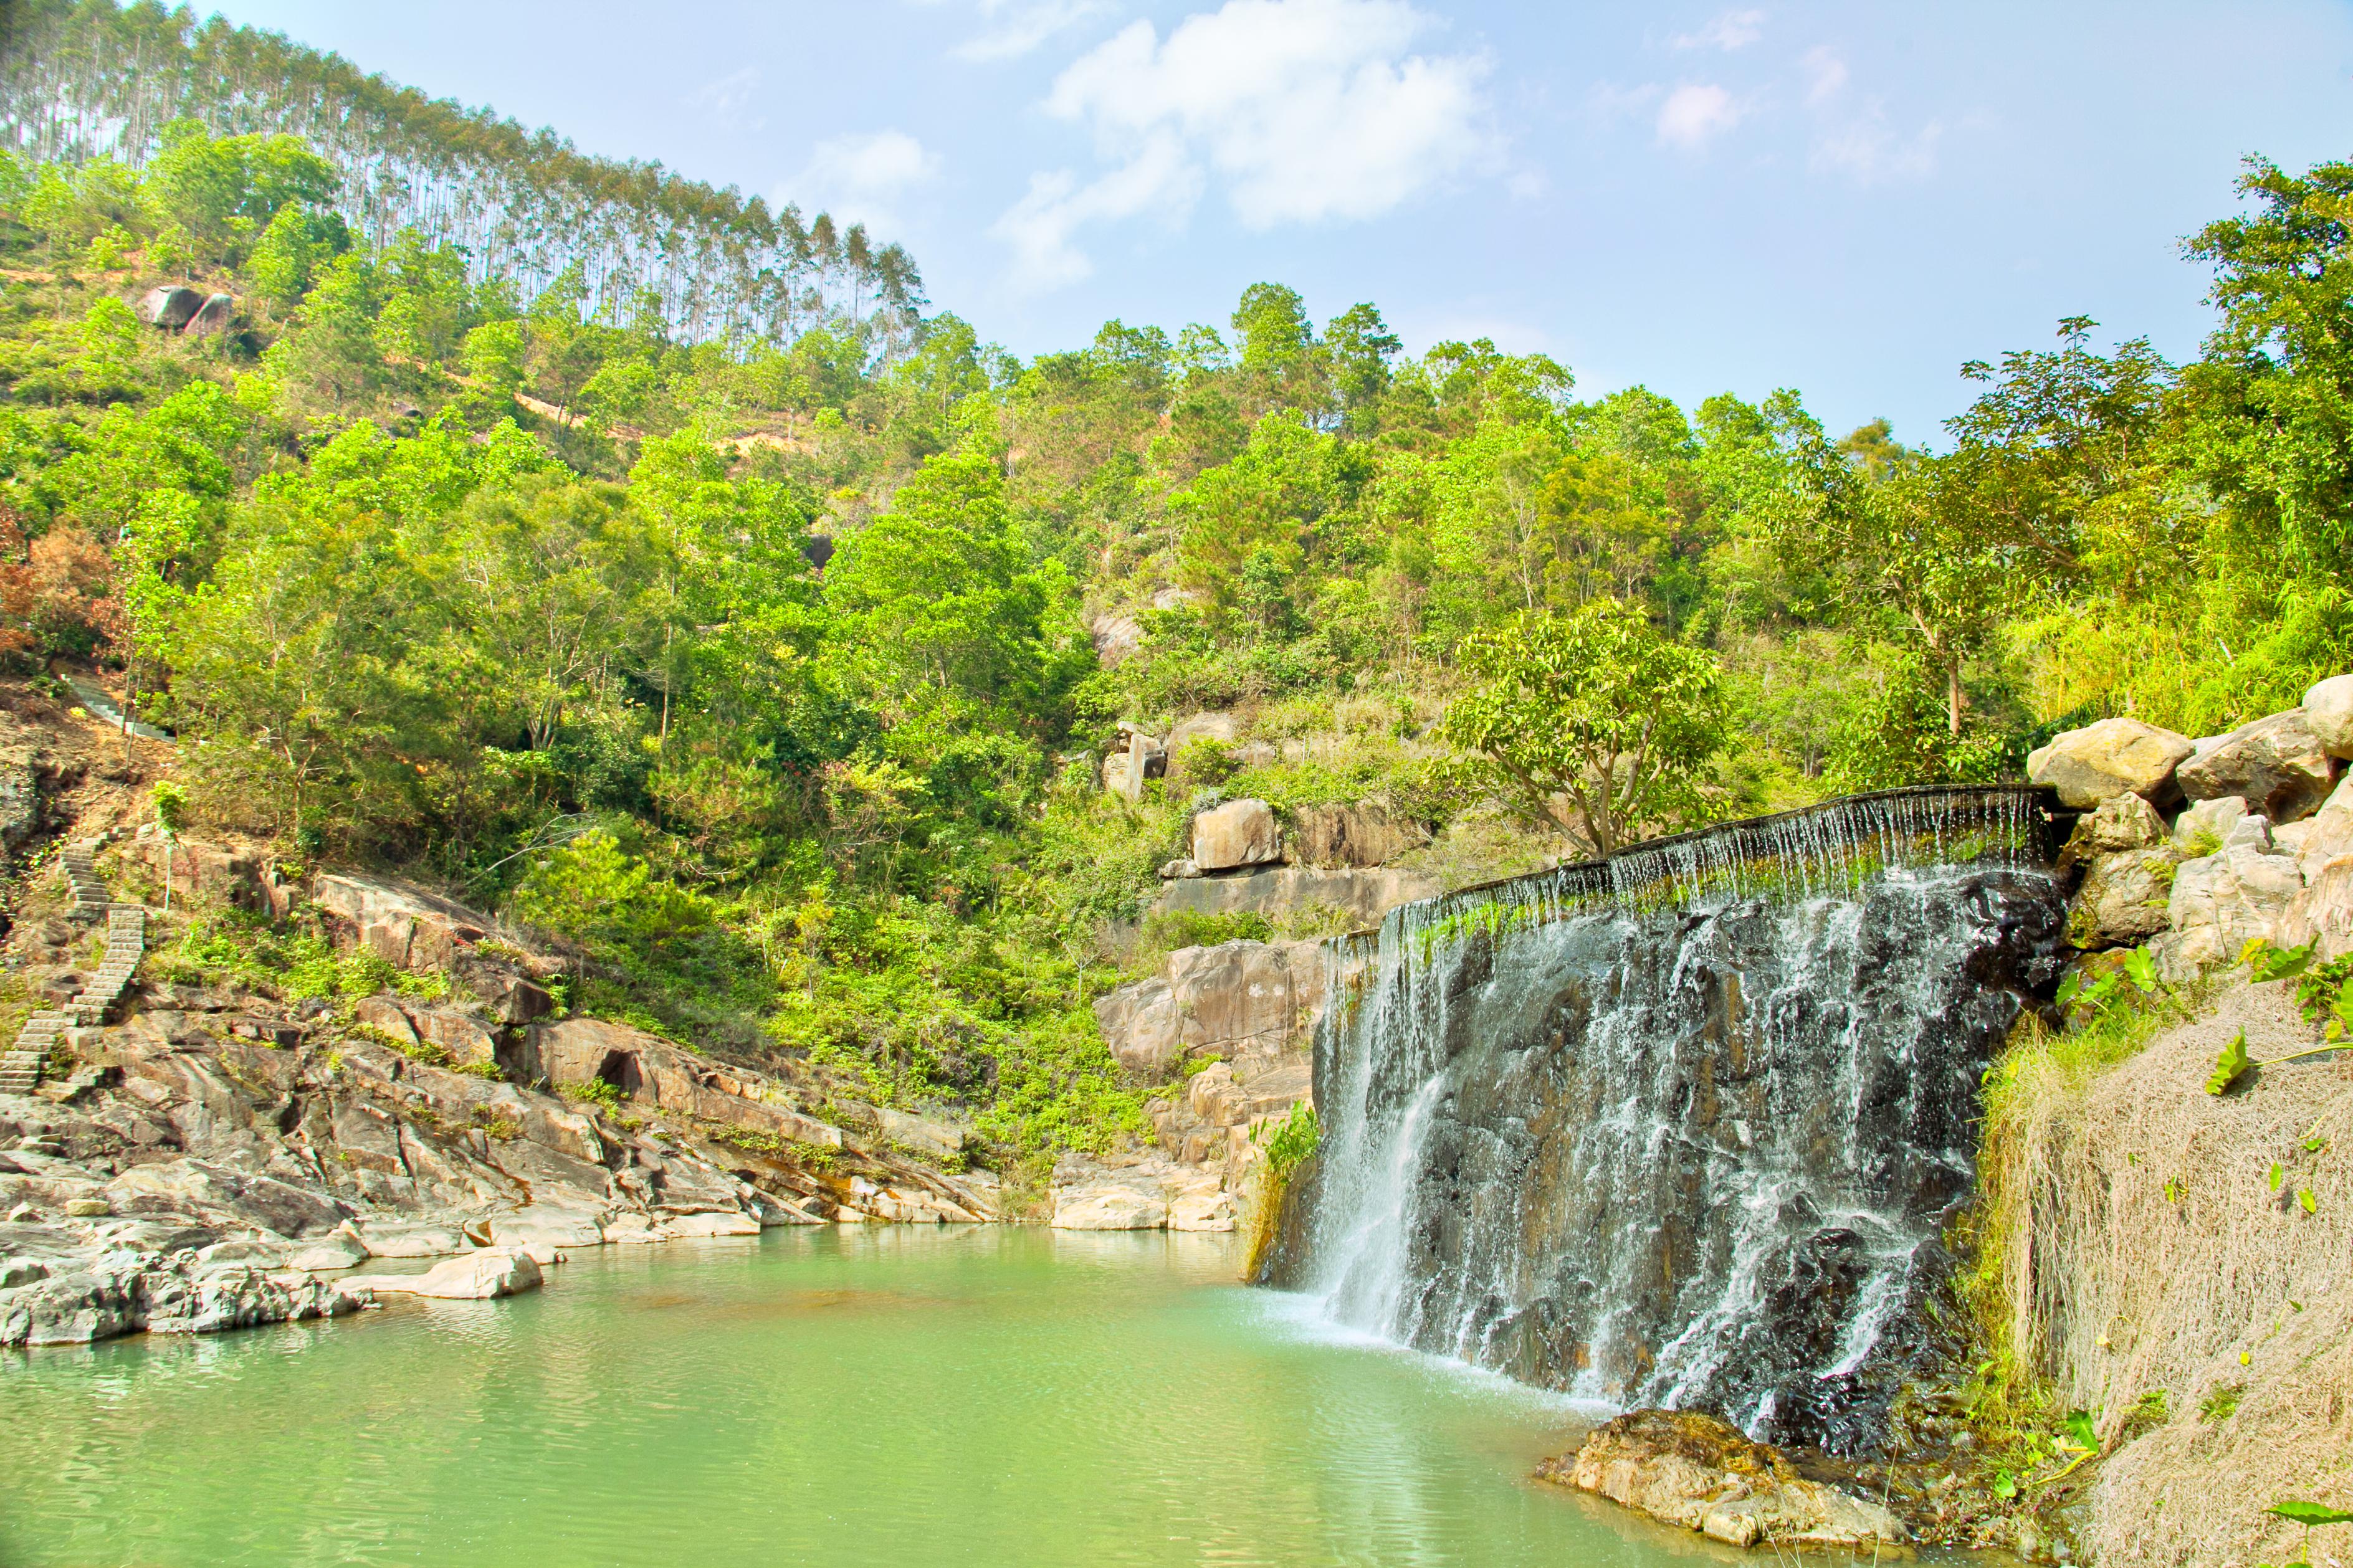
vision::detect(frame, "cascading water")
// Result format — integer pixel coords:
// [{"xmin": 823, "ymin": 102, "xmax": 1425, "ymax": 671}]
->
[{"xmin": 1273, "ymin": 786, "xmax": 2073, "ymax": 1455}]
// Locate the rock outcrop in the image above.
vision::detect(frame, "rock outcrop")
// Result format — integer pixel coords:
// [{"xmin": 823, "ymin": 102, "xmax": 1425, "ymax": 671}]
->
[
  {"xmin": 1539, "ymin": 1410, "xmax": 1909, "ymax": 1551},
  {"xmin": 135, "ymin": 286, "xmax": 202, "ymax": 330},
  {"xmin": 1091, "ymin": 939, "xmax": 1326, "ymax": 1078},
  {"xmin": 1288, "ymin": 802, "xmax": 1429, "ymax": 868},
  {"xmin": 1153, "ymin": 865, "xmax": 1438, "ymax": 926},
  {"xmin": 2029, "ymin": 718, "xmax": 2196, "ymax": 809},
  {"xmin": 1191, "ymin": 798, "xmax": 1282, "ymax": 870}
]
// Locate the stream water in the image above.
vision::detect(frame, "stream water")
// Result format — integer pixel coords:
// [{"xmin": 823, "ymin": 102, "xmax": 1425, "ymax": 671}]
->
[{"xmin": 2, "ymin": 1228, "xmax": 1747, "ymax": 1568}]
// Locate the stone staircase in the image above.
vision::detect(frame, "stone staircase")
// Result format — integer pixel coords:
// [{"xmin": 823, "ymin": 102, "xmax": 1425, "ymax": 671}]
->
[
  {"xmin": 60, "ymin": 842, "xmax": 110, "ymax": 921},
  {"xmin": 2, "ymin": 845, "xmax": 146, "ymax": 1096}
]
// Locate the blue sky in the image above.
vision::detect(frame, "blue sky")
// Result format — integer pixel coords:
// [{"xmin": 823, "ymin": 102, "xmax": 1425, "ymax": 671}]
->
[{"xmin": 201, "ymin": 1, "xmax": 2353, "ymax": 444}]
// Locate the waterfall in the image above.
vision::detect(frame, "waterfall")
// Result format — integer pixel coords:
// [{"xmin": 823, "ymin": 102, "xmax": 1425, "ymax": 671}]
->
[{"xmin": 1280, "ymin": 786, "xmax": 2073, "ymax": 1455}]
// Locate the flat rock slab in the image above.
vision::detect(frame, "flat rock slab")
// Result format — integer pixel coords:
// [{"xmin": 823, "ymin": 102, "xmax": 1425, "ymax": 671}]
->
[
  {"xmin": 345, "ymin": 1248, "xmax": 542, "ymax": 1301},
  {"xmin": 1539, "ymin": 1410, "xmax": 1908, "ymax": 1551}
]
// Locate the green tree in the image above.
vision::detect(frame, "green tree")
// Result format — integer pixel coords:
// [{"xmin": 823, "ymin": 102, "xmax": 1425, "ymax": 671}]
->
[{"xmin": 1438, "ymin": 599, "xmax": 1729, "ymax": 853}]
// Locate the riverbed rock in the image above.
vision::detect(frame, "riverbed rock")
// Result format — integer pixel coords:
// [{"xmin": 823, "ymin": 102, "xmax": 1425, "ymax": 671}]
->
[
  {"xmin": 1539, "ymin": 1410, "xmax": 1909, "ymax": 1551},
  {"xmin": 345, "ymin": 1247, "xmax": 542, "ymax": 1301},
  {"xmin": 2029, "ymin": 719, "xmax": 2197, "ymax": 809},
  {"xmin": 1049, "ymin": 1184, "xmax": 1167, "ymax": 1230},
  {"xmin": 0, "ymin": 1249, "xmax": 360, "ymax": 1346},
  {"xmin": 1289, "ymin": 802, "xmax": 1430, "ymax": 868},
  {"xmin": 2175, "ymin": 709, "xmax": 2340, "ymax": 824},
  {"xmin": 2304, "ymin": 674, "xmax": 2353, "ymax": 759},
  {"xmin": 1192, "ymin": 799, "xmax": 1282, "ymax": 871}
]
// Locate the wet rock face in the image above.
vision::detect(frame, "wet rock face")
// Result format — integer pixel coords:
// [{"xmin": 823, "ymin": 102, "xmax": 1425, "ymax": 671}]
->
[{"xmin": 1289, "ymin": 863, "xmax": 2066, "ymax": 1456}]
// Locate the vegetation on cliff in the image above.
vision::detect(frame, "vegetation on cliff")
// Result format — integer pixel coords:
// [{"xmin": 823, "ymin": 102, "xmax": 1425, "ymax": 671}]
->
[{"xmin": 0, "ymin": 11, "xmax": 2348, "ymax": 1164}]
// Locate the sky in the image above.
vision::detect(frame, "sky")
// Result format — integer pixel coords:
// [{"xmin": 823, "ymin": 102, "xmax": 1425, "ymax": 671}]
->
[{"xmin": 194, "ymin": 0, "xmax": 2353, "ymax": 444}]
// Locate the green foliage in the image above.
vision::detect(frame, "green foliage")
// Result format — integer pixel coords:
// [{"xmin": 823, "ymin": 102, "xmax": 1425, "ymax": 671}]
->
[
  {"xmin": 2207, "ymin": 1027, "xmax": 2253, "ymax": 1095},
  {"xmin": 1261, "ymin": 1101, "xmax": 1321, "ymax": 1181},
  {"xmin": 561, "ymin": 1078, "xmax": 621, "ymax": 1109},
  {"xmin": 1438, "ymin": 599, "xmax": 1729, "ymax": 852},
  {"xmin": 0, "ymin": 95, "xmax": 2343, "ymax": 1166}
]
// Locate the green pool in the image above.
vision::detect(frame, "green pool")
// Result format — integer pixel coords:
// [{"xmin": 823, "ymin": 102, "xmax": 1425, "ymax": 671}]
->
[{"xmin": 1, "ymin": 1228, "xmax": 1744, "ymax": 1566}]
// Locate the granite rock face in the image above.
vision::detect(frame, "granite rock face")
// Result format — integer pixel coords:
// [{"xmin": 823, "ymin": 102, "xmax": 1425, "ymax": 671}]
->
[
  {"xmin": 1091, "ymin": 939, "xmax": 1326, "ymax": 1078},
  {"xmin": 1288, "ymin": 802, "xmax": 1429, "ymax": 868},
  {"xmin": 1153, "ymin": 865, "xmax": 1438, "ymax": 926}
]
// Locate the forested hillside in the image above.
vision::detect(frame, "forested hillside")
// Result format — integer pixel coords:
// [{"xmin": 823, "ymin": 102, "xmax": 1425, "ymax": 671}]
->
[{"xmin": 0, "ymin": 6, "xmax": 2346, "ymax": 1171}]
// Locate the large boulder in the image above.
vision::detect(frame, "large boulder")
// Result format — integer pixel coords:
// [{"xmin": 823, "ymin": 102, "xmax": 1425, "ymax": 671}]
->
[
  {"xmin": 1538, "ymin": 1410, "xmax": 1907, "ymax": 1550},
  {"xmin": 1192, "ymin": 799, "xmax": 1282, "ymax": 870},
  {"xmin": 1092, "ymin": 939, "xmax": 1327, "ymax": 1078},
  {"xmin": 2157, "ymin": 847, "xmax": 2305, "ymax": 977},
  {"xmin": 2028, "ymin": 718, "xmax": 2196, "ymax": 809},
  {"xmin": 2305, "ymin": 674, "xmax": 2353, "ymax": 759},
  {"xmin": 2067, "ymin": 848, "xmax": 2180, "ymax": 949},
  {"xmin": 1289, "ymin": 802, "xmax": 1430, "ymax": 868},
  {"xmin": 1045, "ymin": 1152, "xmax": 1231, "ymax": 1232},
  {"xmin": 2057, "ymin": 792, "xmax": 2167, "ymax": 874},
  {"xmin": 184, "ymin": 292, "xmax": 234, "ymax": 335},
  {"xmin": 1048, "ymin": 1185, "xmax": 1166, "ymax": 1230},
  {"xmin": 1167, "ymin": 712, "xmax": 1238, "ymax": 751},
  {"xmin": 2176, "ymin": 709, "xmax": 2341, "ymax": 823},
  {"xmin": 135, "ymin": 285, "xmax": 201, "ymax": 329},
  {"xmin": 1102, "ymin": 728, "xmax": 1166, "ymax": 801},
  {"xmin": 1088, "ymin": 611, "xmax": 1143, "ymax": 670}
]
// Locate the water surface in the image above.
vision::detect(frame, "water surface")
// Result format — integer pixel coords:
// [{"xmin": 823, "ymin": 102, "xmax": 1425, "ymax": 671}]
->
[{"xmin": 0, "ymin": 1228, "xmax": 1750, "ymax": 1567}]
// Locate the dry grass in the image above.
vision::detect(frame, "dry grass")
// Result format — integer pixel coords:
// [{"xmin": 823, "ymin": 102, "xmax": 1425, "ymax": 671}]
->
[{"xmin": 1970, "ymin": 976, "xmax": 2353, "ymax": 1567}]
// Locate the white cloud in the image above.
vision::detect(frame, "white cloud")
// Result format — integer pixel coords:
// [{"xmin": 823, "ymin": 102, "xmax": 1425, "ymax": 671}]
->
[
  {"xmin": 995, "ymin": 0, "xmax": 1497, "ymax": 289},
  {"xmin": 1673, "ymin": 9, "xmax": 1764, "ymax": 51},
  {"xmin": 1800, "ymin": 45, "xmax": 1847, "ymax": 105},
  {"xmin": 1656, "ymin": 82, "xmax": 1740, "ymax": 149},
  {"xmin": 991, "ymin": 135, "xmax": 1200, "ymax": 288},
  {"xmin": 1811, "ymin": 108, "xmax": 1941, "ymax": 184},
  {"xmin": 794, "ymin": 131, "xmax": 943, "ymax": 232},
  {"xmin": 685, "ymin": 67, "xmax": 765, "ymax": 131},
  {"xmin": 953, "ymin": 0, "xmax": 1117, "ymax": 62}
]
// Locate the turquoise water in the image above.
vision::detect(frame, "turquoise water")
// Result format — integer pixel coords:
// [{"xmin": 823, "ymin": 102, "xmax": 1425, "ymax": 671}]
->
[{"xmin": 0, "ymin": 1228, "xmax": 1744, "ymax": 1567}]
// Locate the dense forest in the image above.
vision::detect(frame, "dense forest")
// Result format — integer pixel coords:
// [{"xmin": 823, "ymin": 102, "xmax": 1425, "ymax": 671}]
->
[{"xmin": 0, "ymin": 6, "xmax": 2347, "ymax": 1171}]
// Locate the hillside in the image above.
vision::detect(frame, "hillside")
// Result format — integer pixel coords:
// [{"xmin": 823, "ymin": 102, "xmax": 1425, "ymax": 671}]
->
[{"xmin": 0, "ymin": 14, "xmax": 2346, "ymax": 1185}]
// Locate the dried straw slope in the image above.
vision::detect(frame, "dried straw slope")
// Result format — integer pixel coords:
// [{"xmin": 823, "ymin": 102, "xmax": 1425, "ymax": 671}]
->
[{"xmin": 1992, "ymin": 978, "xmax": 2351, "ymax": 1567}]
